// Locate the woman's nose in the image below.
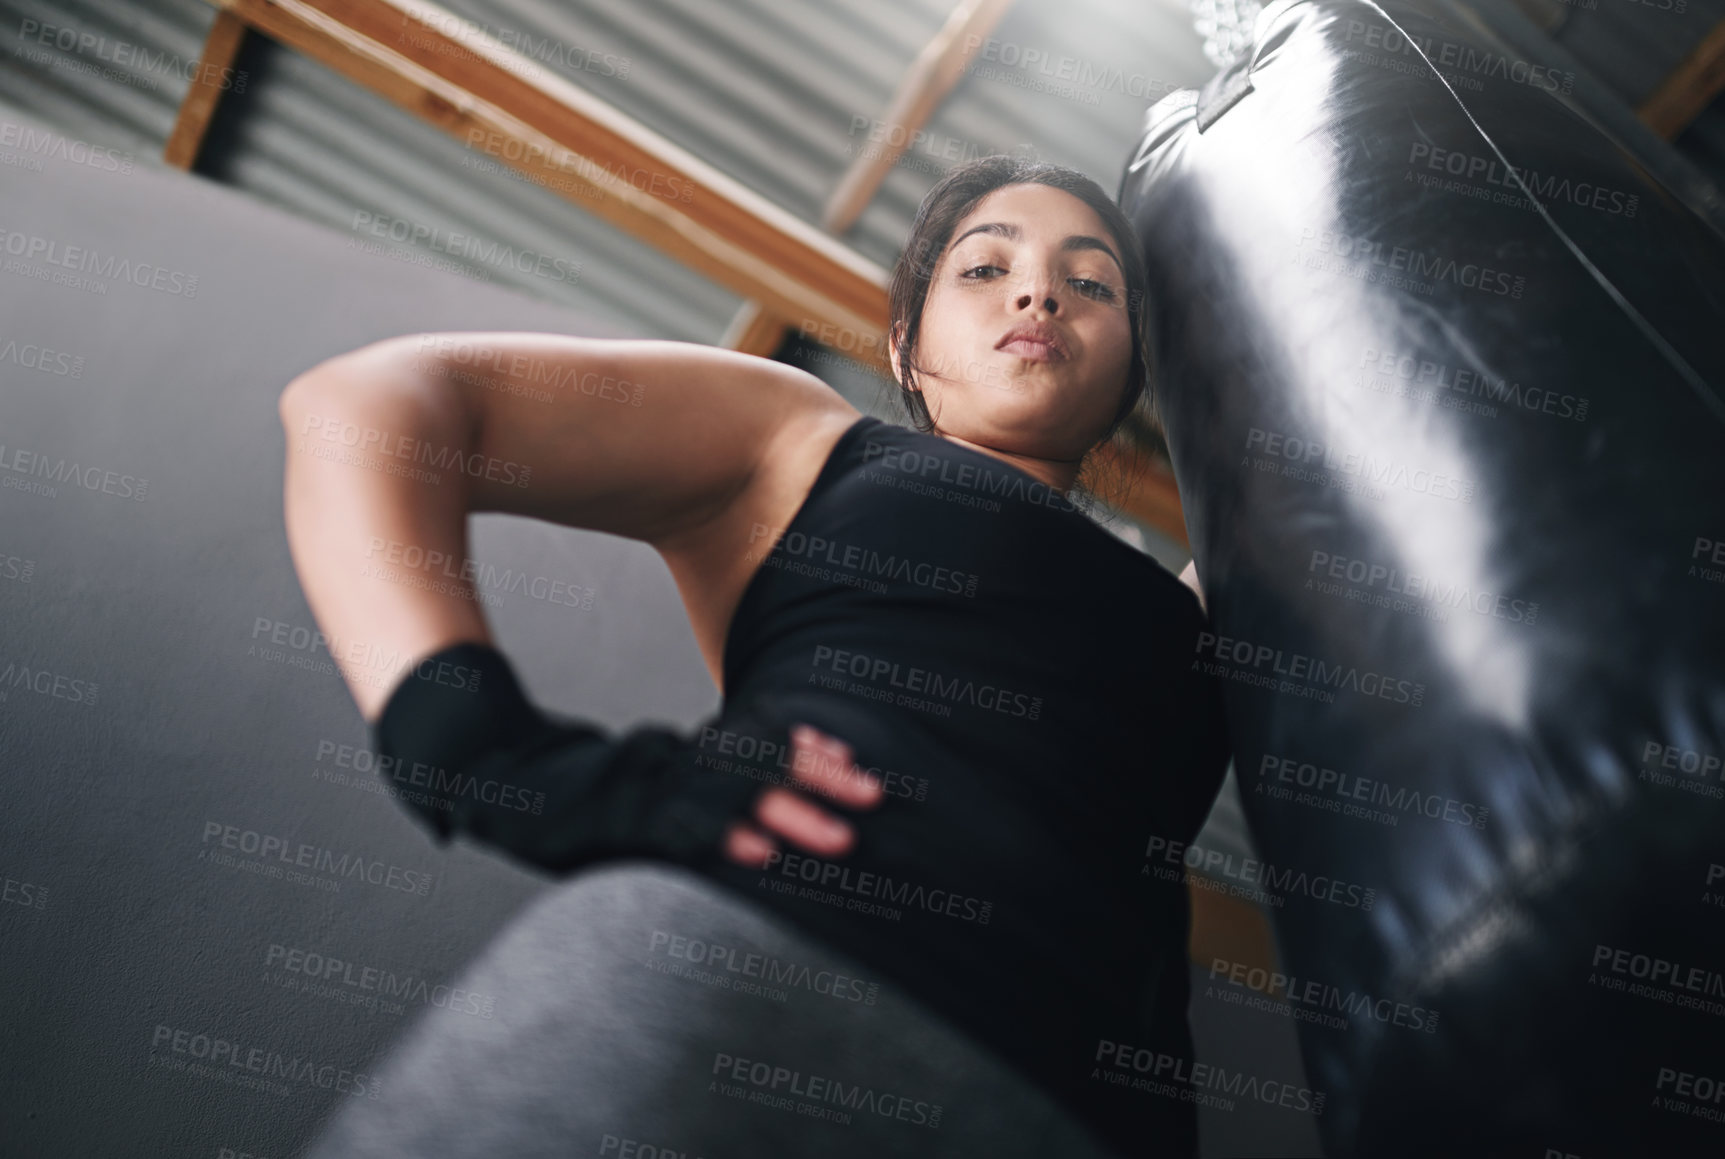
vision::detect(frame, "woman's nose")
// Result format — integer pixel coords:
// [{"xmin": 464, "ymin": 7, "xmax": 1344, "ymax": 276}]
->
[{"xmin": 1014, "ymin": 288, "xmax": 1059, "ymax": 314}]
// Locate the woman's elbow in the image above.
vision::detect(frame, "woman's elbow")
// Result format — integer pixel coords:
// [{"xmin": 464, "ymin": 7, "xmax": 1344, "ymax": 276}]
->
[
  {"xmin": 277, "ymin": 335, "xmax": 453, "ymax": 431},
  {"xmin": 278, "ymin": 344, "xmax": 369, "ymax": 425}
]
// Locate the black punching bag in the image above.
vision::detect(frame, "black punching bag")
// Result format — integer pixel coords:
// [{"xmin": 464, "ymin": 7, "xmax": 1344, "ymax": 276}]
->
[{"xmin": 1119, "ymin": 0, "xmax": 1725, "ymax": 1154}]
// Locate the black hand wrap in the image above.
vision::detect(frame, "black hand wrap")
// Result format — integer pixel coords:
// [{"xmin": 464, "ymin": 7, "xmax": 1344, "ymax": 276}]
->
[{"xmin": 370, "ymin": 640, "xmax": 773, "ymax": 874}]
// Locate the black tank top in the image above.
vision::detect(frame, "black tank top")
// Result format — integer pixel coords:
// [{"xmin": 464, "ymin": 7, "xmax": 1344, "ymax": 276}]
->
[{"xmin": 703, "ymin": 414, "xmax": 1232, "ymax": 1155}]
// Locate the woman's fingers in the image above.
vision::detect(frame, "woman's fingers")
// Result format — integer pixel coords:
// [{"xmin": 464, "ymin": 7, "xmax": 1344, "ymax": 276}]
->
[
  {"xmin": 787, "ymin": 724, "xmax": 884, "ymax": 809},
  {"xmin": 720, "ymin": 795, "xmax": 850, "ymax": 867},
  {"xmin": 719, "ymin": 725, "xmax": 881, "ymax": 867},
  {"xmin": 754, "ymin": 787, "xmax": 856, "ymax": 856},
  {"xmin": 722, "ymin": 821, "xmax": 777, "ymax": 868}
]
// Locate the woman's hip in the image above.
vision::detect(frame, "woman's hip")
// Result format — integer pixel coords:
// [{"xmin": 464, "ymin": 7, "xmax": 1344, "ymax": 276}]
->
[{"xmin": 301, "ymin": 860, "xmax": 1124, "ymax": 1159}]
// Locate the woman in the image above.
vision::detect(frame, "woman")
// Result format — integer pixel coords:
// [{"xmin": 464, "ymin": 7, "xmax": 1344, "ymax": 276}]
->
[{"xmin": 283, "ymin": 156, "xmax": 1230, "ymax": 1158}]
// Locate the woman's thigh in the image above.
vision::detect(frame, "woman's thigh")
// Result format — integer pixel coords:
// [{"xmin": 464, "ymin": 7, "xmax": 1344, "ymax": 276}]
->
[{"xmin": 301, "ymin": 861, "xmax": 1119, "ymax": 1159}]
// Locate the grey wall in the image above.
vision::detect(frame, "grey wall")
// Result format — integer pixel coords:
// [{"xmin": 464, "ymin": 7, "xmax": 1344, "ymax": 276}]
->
[
  {"xmin": 0, "ymin": 108, "xmax": 729, "ymax": 1157},
  {"xmin": 0, "ymin": 108, "xmax": 1316, "ymax": 1158}
]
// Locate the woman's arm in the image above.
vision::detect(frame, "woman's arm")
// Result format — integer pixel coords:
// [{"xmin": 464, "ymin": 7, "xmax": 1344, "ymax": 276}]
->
[
  {"xmin": 279, "ymin": 337, "xmax": 485, "ymax": 720},
  {"xmin": 277, "ymin": 331, "xmax": 876, "ymax": 865},
  {"xmin": 279, "ymin": 331, "xmax": 845, "ymax": 716}
]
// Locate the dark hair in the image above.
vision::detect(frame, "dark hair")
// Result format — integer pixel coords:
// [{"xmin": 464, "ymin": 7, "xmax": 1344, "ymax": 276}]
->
[{"xmin": 887, "ymin": 156, "xmax": 1153, "ymax": 511}]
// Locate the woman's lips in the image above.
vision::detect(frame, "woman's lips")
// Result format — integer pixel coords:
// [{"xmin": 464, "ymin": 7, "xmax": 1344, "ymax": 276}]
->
[{"xmin": 997, "ymin": 337, "xmax": 1063, "ymax": 362}]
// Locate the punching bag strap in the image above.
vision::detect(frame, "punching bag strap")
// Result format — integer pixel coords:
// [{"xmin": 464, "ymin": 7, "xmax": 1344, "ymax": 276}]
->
[{"xmin": 1195, "ymin": 57, "xmax": 1254, "ymax": 133}]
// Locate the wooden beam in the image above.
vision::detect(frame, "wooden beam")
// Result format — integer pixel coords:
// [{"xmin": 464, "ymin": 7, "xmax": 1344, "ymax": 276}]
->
[
  {"xmin": 822, "ymin": 0, "xmax": 1015, "ymax": 230},
  {"xmin": 723, "ymin": 302, "xmax": 786, "ymax": 359},
  {"xmin": 1088, "ymin": 431, "xmax": 1190, "ymax": 549},
  {"xmin": 1638, "ymin": 18, "xmax": 1725, "ymax": 140},
  {"xmin": 202, "ymin": 0, "xmax": 890, "ymax": 366},
  {"xmin": 1189, "ymin": 883, "xmax": 1280, "ymax": 988},
  {"xmin": 164, "ymin": 9, "xmax": 249, "ymax": 169},
  {"xmin": 719, "ymin": 299, "xmax": 793, "ymax": 356},
  {"xmin": 727, "ymin": 0, "xmax": 1015, "ymax": 359}
]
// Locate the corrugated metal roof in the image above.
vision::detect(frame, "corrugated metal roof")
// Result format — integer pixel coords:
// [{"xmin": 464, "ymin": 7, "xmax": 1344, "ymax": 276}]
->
[
  {"xmin": 0, "ymin": 0, "xmax": 209, "ymax": 145},
  {"xmin": 199, "ymin": 33, "xmax": 743, "ymax": 342},
  {"xmin": 0, "ymin": 0, "xmax": 1218, "ymax": 338},
  {"xmin": 6, "ymin": 0, "xmax": 1720, "ymax": 329}
]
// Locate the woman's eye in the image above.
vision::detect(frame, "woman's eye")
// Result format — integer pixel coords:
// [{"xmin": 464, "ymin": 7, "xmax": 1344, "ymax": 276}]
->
[
  {"xmin": 1070, "ymin": 278, "xmax": 1117, "ymax": 301},
  {"xmin": 960, "ymin": 264, "xmax": 1005, "ymax": 279}
]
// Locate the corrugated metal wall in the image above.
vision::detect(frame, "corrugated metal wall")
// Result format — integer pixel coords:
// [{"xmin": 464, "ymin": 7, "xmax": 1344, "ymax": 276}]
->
[
  {"xmin": 7, "ymin": 0, "xmax": 1724, "ymax": 323},
  {"xmin": 0, "ymin": 0, "xmax": 1214, "ymax": 343},
  {"xmin": 2, "ymin": 0, "xmax": 211, "ymax": 147},
  {"xmin": 6, "ymin": 0, "xmax": 1718, "ymax": 343}
]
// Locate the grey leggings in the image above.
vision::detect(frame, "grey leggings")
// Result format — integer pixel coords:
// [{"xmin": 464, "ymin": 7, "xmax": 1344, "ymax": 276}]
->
[{"xmin": 302, "ymin": 862, "xmax": 1122, "ymax": 1159}]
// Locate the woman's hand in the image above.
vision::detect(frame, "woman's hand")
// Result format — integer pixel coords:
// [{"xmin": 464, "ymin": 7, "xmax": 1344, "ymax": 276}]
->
[{"xmin": 722, "ymin": 724, "xmax": 884, "ymax": 867}]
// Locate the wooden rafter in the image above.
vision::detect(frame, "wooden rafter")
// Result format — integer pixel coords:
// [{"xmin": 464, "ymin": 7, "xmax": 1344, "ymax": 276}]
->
[
  {"xmin": 1189, "ymin": 881, "xmax": 1280, "ymax": 991},
  {"xmin": 1088, "ymin": 434, "xmax": 1190, "ymax": 550},
  {"xmin": 824, "ymin": 0, "xmax": 1015, "ymax": 228},
  {"xmin": 164, "ymin": 9, "xmax": 248, "ymax": 169},
  {"xmin": 202, "ymin": 0, "xmax": 891, "ymax": 366},
  {"xmin": 725, "ymin": 0, "xmax": 1015, "ymax": 360},
  {"xmin": 1638, "ymin": 18, "xmax": 1725, "ymax": 140}
]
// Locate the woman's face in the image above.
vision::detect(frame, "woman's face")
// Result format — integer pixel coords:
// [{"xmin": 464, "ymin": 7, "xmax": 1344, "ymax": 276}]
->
[{"xmin": 901, "ymin": 182, "xmax": 1134, "ymax": 462}]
